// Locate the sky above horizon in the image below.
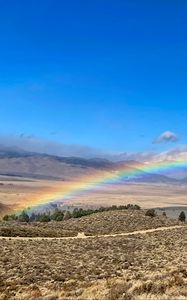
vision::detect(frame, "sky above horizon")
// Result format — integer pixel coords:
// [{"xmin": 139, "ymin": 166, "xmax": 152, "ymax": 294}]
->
[{"xmin": 0, "ymin": 0, "xmax": 187, "ymax": 159}]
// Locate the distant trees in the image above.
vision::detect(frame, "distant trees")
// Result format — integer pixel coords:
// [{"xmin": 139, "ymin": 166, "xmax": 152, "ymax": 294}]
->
[
  {"xmin": 18, "ymin": 210, "xmax": 30, "ymax": 222},
  {"xmin": 145, "ymin": 209, "xmax": 156, "ymax": 217},
  {"xmin": 37, "ymin": 214, "xmax": 51, "ymax": 222},
  {"xmin": 2, "ymin": 214, "xmax": 9, "ymax": 221},
  {"xmin": 3, "ymin": 213, "xmax": 18, "ymax": 221},
  {"xmin": 51, "ymin": 209, "xmax": 64, "ymax": 221},
  {"xmin": 178, "ymin": 211, "xmax": 186, "ymax": 222},
  {"xmin": 63, "ymin": 211, "xmax": 72, "ymax": 220},
  {"xmin": 2, "ymin": 204, "xmax": 141, "ymax": 223}
]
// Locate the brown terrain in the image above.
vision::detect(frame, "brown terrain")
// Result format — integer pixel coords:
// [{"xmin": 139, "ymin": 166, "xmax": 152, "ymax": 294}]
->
[
  {"xmin": 0, "ymin": 150, "xmax": 187, "ymax": 213},
  {"xmin": 1, "ymin": 177, "xmax": 187, "ymax": 216},
  {"xmin": 1, "ymin": 150, "xmax": 187, "ymax": 299},
  {"xmin": 0, "ymin": 210, "xmax": 186, "ymax": 299},
  {"xmin": 0, "ymin": 209, "xmax": 181, "ymax": 237}
]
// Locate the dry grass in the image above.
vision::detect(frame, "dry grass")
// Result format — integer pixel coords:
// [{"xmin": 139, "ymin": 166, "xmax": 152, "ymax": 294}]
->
[{"xmin": 0, "ymin": 225, "xmax": 187, "ymax": 299}]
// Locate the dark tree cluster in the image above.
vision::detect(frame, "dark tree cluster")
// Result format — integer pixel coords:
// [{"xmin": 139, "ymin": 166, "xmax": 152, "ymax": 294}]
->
[
  {"xmin": 2, "ymin": 204, "xmax": 141, "ymax": 223},
  {"xmin": 178, "ymin": 211, "xmax": 186, "ymax": 222},
  {"xmin": 145, "ymin": 209, "xmax": 156, "ymax": 217}
]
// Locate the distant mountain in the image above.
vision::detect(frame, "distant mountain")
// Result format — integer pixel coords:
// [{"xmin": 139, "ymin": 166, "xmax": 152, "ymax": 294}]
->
[
  {"xmin": 0, "ymin": 145, "xmax": 113, "ymax": 167},
  {"xmin": 111, "ymin": 161, "xmax": 179, "ymax": 184},
  {"xmin": 0, "ymin": 147, "xmax": 114, "ymax": 180},
  {"xmin": 163, "ymin": 168, "xmax": 187, "ymax": 180},
  {"xmin": 125, "ymin": 172, "xmax": 179, "ymax": 184},
  {"xmin": 0, "ymin": 145, "xmax": 182, "ymax": 184},
  {"xmin": 0, "ymin": 145, "xmax": 33, "ymax": 158}
]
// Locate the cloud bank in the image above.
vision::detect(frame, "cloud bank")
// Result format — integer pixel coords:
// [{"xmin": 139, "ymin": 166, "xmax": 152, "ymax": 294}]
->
[
  {"xmin": 0, "ymin": 135, "xmax": 107, "ymax": 159},
  {"xmin": 0, "ymin": 134, "xmax": 187, "ymax": 164}
]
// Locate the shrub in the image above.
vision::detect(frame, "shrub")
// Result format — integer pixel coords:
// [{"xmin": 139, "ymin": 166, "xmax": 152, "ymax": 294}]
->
[
  {"xmin": 63, "ymin": 211, "xmax": 72, "ymax": 220},
  {"xmin": 3, "ymin": 214, "xmax": 18, "ymax": 221},
  {"xmin": 133, "ymin": 204, "xmax": 141, "ymax": 210},
  {"xmin": 145, "ymin": 209, "xmax": 156, "ymax": 217},
  {"xmin": 2, "ymin": 214, "xmax": 9, "ymax": 221},
  {"xmin": 51, "ymin": 209, "xmax": 64, "ymax": 221},
  {"xmin": 72, "ymin": 208, "xmax": 85, "ymax": 218},
  {"xmin": 126, "ymin": 204, "xmax": 140, "ymax": 210},
  {"xmin": 29, "ymin": 213, "xmax": 37, "ymax": 222},
  {"xmin": 38, "ymin": 214, "xmax": 51, "ymax": 222},
  {"xmin": 178, "ymin": 211, "xmax": 186, "ymax": 222},
  {"xmin": 18, "ymin": 211, "xmax": 30, "ymax": 222},
  {"xmin": 127, "ymin": 204, "xmax": 134, "ymax": 209},
  {"xmin": 118, "ymin": 205, "xmax": 128, "ymax": 210}
]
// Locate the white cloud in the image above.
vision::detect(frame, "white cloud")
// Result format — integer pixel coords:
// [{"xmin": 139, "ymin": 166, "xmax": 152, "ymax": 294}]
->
[
  {"xmin": 151, "ymin": 146, "xmax": 187, "ymax": 162},
  {"xmin": 153, "ymin": 131, "xmax": 179, "ymax": 144}
]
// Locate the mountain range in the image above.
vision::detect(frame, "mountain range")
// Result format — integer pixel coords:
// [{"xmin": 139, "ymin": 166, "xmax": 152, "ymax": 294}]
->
[{"xmin": 0, "ymin": 145, "xmax": 186, "ymax": 184}]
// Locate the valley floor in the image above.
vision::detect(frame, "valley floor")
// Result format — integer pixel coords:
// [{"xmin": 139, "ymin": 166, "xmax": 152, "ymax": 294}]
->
[{"xmin": 1, "ymin": 176, "xmax": 187, "ymax": 213}]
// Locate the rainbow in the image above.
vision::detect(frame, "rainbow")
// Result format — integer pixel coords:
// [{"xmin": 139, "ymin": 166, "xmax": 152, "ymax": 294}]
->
[{"xmin": 15, "ymin": 159, "xmax": 187, "ymax": 213}]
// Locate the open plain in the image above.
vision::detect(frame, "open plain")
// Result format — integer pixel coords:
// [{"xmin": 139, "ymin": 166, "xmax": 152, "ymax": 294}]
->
[{"xmin": 1, "ymin": 176, "xmax": 187, "ymax": 214}]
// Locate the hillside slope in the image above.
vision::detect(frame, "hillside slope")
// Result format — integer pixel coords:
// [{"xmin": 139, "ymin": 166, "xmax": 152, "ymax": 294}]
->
[{"xmin": 0, "ymin": 209, "xmax": 181, "ymax": 237}]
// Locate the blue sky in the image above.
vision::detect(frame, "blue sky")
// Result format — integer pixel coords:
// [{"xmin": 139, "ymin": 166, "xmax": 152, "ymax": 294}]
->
[{"xmin": 0, "ymin": 0, "xmax": 187, "ymax": 156}]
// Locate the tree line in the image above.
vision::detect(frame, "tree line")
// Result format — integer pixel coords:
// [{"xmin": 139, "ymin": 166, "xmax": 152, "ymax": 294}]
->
[
  {"xmin": 2, "ymin": 205, "xmax": 186, "ymax": 223},
  {"xmin": 2, "ymin": 204, "xmax": 141, "ymax": 223}
]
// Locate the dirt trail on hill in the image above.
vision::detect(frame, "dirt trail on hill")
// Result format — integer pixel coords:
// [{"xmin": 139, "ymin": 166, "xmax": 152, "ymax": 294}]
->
[{"xmin": 0, "ymin": 225, "xmax": 185, "ymax": 240}]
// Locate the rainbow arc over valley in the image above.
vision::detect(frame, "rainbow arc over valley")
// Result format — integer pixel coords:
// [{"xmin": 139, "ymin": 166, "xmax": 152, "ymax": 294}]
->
[{"xmin": 16, "ymin": 159, "xmax": 187, "ymax": 212}]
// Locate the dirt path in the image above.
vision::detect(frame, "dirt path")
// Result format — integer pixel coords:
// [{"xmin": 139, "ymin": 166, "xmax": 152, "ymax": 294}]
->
[{"xmin": 0, "ymin": 225, "xmax": 185, "ymax": 241}]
